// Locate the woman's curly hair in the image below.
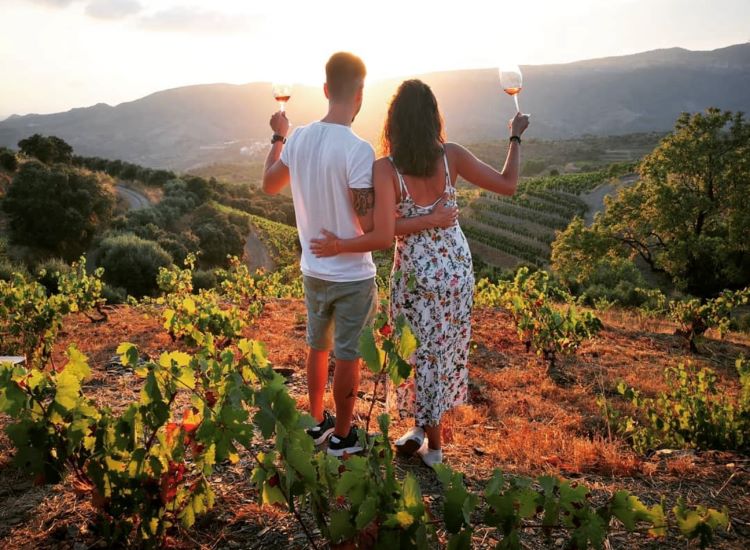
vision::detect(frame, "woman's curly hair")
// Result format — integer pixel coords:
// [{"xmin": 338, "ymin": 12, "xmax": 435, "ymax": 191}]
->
[{"xmin": 381, "ymin": 79, "xmax": 446, "ymax": 177}]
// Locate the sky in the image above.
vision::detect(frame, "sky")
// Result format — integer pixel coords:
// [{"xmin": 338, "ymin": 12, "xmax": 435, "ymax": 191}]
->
[{"xmin": 0, "ymin": 0, "xmax": 748, "ymax": 117}]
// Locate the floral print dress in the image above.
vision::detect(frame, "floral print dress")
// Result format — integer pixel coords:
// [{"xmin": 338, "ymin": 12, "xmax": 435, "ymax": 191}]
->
[{"xmin": 390, "ymin": 152, "xmax": 474, "ymax": 427}]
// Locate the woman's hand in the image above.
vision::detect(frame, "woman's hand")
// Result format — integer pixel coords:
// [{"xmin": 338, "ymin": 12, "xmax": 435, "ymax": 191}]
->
[
  {"xmin": 509, "ymin": 112, "xmax": 530, "ymax": 136},
  {"xmin": 310, "ymin": 229, "xmax": 341, "ymax": 257}
]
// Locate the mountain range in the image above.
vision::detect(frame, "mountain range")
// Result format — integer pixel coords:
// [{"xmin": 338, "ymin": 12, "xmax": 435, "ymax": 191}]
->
[{"xmin": 1, "ymin": 43, "xmax": 748, "ymax": 169}]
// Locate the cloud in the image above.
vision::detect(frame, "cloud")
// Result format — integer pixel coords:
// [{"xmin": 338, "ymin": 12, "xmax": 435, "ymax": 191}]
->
[
  {"xmin": 23, "ymin": 1, "xmax": 260, "ymax": 31},
  {"xmin": 28, "ymin": 0, "xmax": 79, "ymax": 6},
  {"xmin": 85, "ymin": 0, "xmax": 142, "ymax": 19},
  {"xmin": 137, "ymin": 6, "xmax": 263, "ymax": 34}
]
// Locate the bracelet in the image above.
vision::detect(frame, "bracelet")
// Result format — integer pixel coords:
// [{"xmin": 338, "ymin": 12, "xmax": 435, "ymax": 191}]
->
[
  {"xmin": 510, "ymin": 135, "xmax": 522, "ymax": 145},
  {"xmin": 333, "ymin": 239, "xmax": 340, "ymax": 254},
  {"xmin": 271, "ymin": 134, "xmax": 287, "ymax": 144}
]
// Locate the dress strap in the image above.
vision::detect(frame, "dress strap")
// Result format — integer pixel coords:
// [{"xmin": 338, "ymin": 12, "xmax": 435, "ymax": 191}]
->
[
  {"xmin": 388, "ymin": 156, "xmax": 410, "ymax": 199},
  {"xmin": 442, "ymin": 149, "xmax": 453, "ymax": 190}
]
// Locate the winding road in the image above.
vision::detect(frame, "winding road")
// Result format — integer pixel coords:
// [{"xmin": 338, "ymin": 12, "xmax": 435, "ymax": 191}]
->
[
  {"xmin": 582, "ymin": 173, "xmax": 639, "ymax": 225},
  {"xmin": 244, "ymin": 223, "xmax": 275, "ymax": 272},
  {"xmin": 115, "ymin": 182, "xmax": 276, "ymax": 272},
  {"xmin": 115, "ymin": 184, "xmax": 151, "ymax": 210}
]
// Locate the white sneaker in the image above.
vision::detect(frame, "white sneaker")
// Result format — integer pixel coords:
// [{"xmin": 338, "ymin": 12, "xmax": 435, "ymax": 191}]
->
[
  {"xmin": 417, "ymin": 445, "xmax": 443, "ymax": 469},
  {"xmin": 394, "ymin": 426, "xmax": 425, "ymax": 456}
]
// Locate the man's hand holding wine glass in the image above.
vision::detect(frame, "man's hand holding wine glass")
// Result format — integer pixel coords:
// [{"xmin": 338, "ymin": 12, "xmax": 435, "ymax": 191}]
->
[{"xmin": 270, "ymin": 111, "xmax": 290, "ymax": 139}]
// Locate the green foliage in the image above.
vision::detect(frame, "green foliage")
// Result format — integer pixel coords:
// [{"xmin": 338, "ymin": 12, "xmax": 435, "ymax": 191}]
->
[
  {"xmin": 558, "ymin": 254, "xmax": 652, "ymax": 308},
  {"xmin": 552, "ymin": 109, "xmax": 750, "ymax": 298},
  {"xmin": 476, "ymin": 267, "xmax": 602, "ymax": 367},
  {"xmin": 669, "ymin": 287, "xmax": 750, "ymax": 352},
  {"xmin": 96, "ymin": 233, "xmax": 173, "ymax": 297},
  {"xmin": 18, "ymin": 134, "xmax": 73, "ymax": 164},
  {"xmin": 358, "ymin": 305, "xmax": 418, "ymax": 433},
  {"xmin": 35, "ymin": 257, "xmax": 71, "ymax": 295},
  {"xmin": 431, "ymin": 464, "xmax": 726, "ymax": 550},
  {"xmin": 157, "ymin": 257, "xmax": 246, "ymax": 351},
  {"xmin": 0, "ymin": 147, "xmax": 18, "ymax": 171},
  {"xmin": 101, "ymin": 284, "xmax": 128, "ymax": 305},
  {"xmin": 2, "ymin": 161, "xmax": 115, "ymax": 260},
  {"xmin": 191, "ymin": 269, "xmax": 217, "ymax": 291},
  {"xmin": 0, "ymin": 263, "xmax": 732, "ymax": 548},
  {"xmin": 249, "ymin": 214, "xmax": 301, "ymax": 268},
  {"xmin": 462, "ymin": 223, "xmax": 547, "ymax": 267},
  {"xmin": 607, "ymin": 359, "xmax": 750, "ymax": 453},
  {"xmin": 190, "ymin": 204, "xmax": 245, "ymax": 266},
  {"xmin": 0, "ymin": 257, "xmax": 105, "ymax": 366},
  {"xmin": 465, "ymin": 173, "xmax": 605, "ymax": 267},
  {"xmin": 551, "ymin": 217, "xmax": 619, "ymax": 286}
]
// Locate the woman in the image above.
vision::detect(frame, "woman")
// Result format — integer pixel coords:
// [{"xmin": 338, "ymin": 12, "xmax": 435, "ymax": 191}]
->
[{"xmin": 310, "ymin": 79, "xmax": 529, "ymax": 467}]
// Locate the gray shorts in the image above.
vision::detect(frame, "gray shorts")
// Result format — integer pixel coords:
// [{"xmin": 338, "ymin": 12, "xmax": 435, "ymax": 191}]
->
[{"xmin": 303, "ymin": 276, "xmax": 378, "ymax": 360}]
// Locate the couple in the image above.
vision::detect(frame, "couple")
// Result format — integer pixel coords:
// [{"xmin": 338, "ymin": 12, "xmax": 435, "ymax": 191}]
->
[{"xmin": 262, "ymin": 52, "xmax": 529, "ymax": 467}]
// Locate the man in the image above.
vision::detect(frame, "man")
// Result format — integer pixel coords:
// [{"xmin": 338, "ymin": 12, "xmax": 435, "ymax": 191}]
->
[{"xmin": 262, "ymin": 52, "xmax": 377, "ymax": 456}]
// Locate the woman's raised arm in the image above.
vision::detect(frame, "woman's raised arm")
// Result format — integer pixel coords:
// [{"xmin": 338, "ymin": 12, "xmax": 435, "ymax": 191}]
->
[{"xmin": 452, "ymin": 112, "xmax": 529, "ymax": 196}]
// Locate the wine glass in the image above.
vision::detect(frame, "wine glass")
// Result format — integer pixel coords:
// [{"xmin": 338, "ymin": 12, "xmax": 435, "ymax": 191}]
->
[
  {"xmin": 498, "ymin": 64, "xmax": 522, "ymax": 113},
  {"xmin": 272, "ymin": 82, "xmax": 293, "ymax": 112}
]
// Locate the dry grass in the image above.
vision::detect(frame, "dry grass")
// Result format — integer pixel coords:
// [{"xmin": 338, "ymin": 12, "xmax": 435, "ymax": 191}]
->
[{"xmin": 1, "ymin": 300, "xmax": 749, "ymax": 548}]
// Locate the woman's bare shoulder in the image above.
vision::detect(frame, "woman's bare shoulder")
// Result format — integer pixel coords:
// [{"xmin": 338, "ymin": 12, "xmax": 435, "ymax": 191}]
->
[
  {"xmin": 373, "ymin": 156, "xmax": 394, "ymax": 175},
  {"xmin": 444, "ymin": 142, "xmax": 470, "ymax": 158}
]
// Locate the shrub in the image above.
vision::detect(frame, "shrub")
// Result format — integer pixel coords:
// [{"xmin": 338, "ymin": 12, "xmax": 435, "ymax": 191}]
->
[
  {"xmin": 606, "ymin": 358, "xmax": 750, "ymax": 453},
  {"xmin": 96, "ymin": 234, "xmax": 173, "ymax": 297},
  {"xmin": 732, "ymin": 312, "xmax": 750, "ymax": 334},
  {"xmin": 191, "ymin": 206, "xmax": 245, "ymax": 266},
  {"xmin": 102, "ymin": 284, "xmax": 128, "ymax": 304},
  {"xmin": 0, "ymin": 258, "xmax": 29, "ymax": 282},
  {"xmin": 0, "ymin": 148, "xmax": 18, "ymax": 171},
  {"xmin": 475, "ymin": 267, "xmax": 602, "ymax": 367},
  {"xmin": 2, "ymin": 161, "xmax": 115, "ymax": 260},
  {"xmin": 35, "ymin": 258, "xmax": 71, "ymax": 294},
  {"xmin": 669, "ymin": 287, "xmax": 750, "ymax": 352},
  {"xmin": 157, "ymin": 236, "xmax": 194, "ymax": 266},
  {"xmin": 17, "ymin": 134, "xmax": 73, "ymax": 164},
  {"xmin": 192, "ymin": 269, "xmax": 217, "ymax": 292}
]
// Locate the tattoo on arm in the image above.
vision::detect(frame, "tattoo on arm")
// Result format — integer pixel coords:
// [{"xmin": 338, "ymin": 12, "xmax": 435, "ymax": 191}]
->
[{"xmin": 351, "ymin": 188, "xmax": 375, "ymax": 216}]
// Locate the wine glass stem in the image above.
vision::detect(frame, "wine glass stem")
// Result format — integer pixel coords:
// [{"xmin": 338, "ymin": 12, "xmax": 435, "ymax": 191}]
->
[
  {"xmin": 279, "ymin": 101, "xmax": 285, "ymax": 112},
  {"xmin": 514, "ymin": 94, "xmax": 520, "ymax": 114}
]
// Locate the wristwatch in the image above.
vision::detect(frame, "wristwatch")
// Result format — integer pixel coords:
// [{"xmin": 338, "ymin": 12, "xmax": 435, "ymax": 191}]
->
[
  {"xmin": 510, "ymin": 135, "xmax": 522, "ymax": 144},
  {"xmin": 271, "ymin": 134, "xmax": 287, "ymax": 144}
]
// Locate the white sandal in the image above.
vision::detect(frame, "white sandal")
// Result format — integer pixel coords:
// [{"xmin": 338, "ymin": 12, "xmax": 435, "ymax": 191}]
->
[
  {"xmin": 394, "ymin": 426, "xmax": 425, "ymax": 456},
  {"xmin": 417, "ymin": 444, "xmax": 443, "ymax": 469}
]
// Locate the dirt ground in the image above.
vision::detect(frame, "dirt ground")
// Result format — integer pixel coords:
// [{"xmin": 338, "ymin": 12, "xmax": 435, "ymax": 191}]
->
[{"xmin": 1, "ymin": 300, "xmax": 749, "ymax": 549}]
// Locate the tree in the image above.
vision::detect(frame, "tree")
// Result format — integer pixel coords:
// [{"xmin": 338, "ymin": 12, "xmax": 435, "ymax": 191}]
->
[
  {"xmin": 2, "ymin": 161, "xmax": 115, "ymax": 260},
  {"xmin": 552, "ymin": 109, "xmax": 750, "ymax": 297},
  {"xmin": 96, "ymin": 233, "xmax": 172, "ymax": 297},
  {"xmin": 551, "ymin": 216, "xmax": 617, "ymax": 287},
  {"xmin": 191, "ymin": 205, "xmax": 245, "ymax": 266},
  {"xmin": 0, "ymin": 147, "xmax": 18, "ymax": 171},
  {"xmin": 18, "ymin": 134, "xmax": 73, "ymax": 164}
]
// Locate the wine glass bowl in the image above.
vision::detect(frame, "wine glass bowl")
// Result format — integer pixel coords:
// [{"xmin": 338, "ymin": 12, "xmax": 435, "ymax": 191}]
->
[
  {"xmin": 272, "ymin": 82, "xmax": 293, "ymax": 112},
  {"xmin": 498, "ymin": 64, "xmax": 523, "ymax": 113}
]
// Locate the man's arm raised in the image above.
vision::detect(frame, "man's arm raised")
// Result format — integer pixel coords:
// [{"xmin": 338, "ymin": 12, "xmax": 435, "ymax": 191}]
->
[{"xmin": 261, "ymin": 111, "xmax": 291, "ymax": 195}]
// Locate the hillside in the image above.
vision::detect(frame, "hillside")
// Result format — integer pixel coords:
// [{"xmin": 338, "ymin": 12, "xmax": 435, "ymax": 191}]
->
[
  {"xmin": 1, "ymin": 44, "xmax": 748, "ymax": 169},
  {"xmin": 1, "ymin": 299, "xmax": 748, "ymax": 548}
]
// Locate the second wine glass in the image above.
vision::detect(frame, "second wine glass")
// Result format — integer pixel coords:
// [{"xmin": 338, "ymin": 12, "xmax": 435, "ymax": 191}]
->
[{"xmin": 498, "ymin": 64, "xmax": 522, "ymax": 113}]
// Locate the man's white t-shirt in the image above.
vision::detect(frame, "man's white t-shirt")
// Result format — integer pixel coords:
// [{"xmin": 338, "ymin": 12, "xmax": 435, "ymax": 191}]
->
[{"xmin": 280, "ymin": 121, "xmax": 377, "ymax": 283}]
